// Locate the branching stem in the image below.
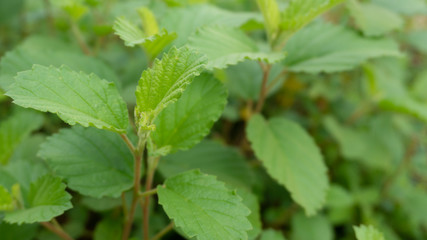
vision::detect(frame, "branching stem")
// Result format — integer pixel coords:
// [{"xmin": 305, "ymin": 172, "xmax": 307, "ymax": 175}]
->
[
  {"xmin": 151, "ymin": 222, "xmax": 174, "ymax": 240},
  {"xmin": 254, "ymin": 62, "xmax": 272, "ymax": 113},
  {"xmin": 143, "ymin": 156, "xmax": 160, "ymax": 240},
  {"xmin": 41, "ymin": 219, "xmax": 74, "ymax": 240}
]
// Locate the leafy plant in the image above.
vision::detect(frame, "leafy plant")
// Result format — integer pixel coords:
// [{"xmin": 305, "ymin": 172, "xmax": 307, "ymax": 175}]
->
[{"xmin": 0, "ymin": 0, "xmax": 427, "ymax": 240}]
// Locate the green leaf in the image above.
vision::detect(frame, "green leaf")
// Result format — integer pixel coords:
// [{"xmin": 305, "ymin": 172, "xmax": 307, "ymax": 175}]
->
[
  {"xmin": 225, "ymin": 60, "xmax": 285, "ymax": 101},
  {"xmin": 157, "ymin": 170, "xmax": 252, "ymax": 240},
  {"xmin": 38, "ymin": 126, "xmax": 134, "ymax": 198},
  {"xmin": 135, "ymin": 47, "xmax": 207, "ymax": 128},
  {"xmin": 348, "ymin": 0, "xmax": 403, "ymax": 37},
  {"xmin": 138, "ymin": 7, "xmax": 159, "ymax": 36},
  {"xmin": 256, "ymin": 0, "xmax": 281, "ymax": 42},
  {"xmin": 6, "ymin": 65, "xmax": 129, "ymax": 133},
  {"xmin": 0, "ymin": 222, "xmax": 38, "ymax": 240},
  {"xmin": 411, "ymin": 70, "xmax": 427, "ymax": 101},
  {"xmin": 407, "ymin": 30, "xmax": 427, "ymax": 54},
  {"xmin": 291, "ymin": 212, "xmax": 333, "ymax": 240},
  {"xmin": 0, "ymin": 36, "xmax": 120, "ymax": 91},
  {"xmin": 246, "ymin": 114, "xmax": 328, "ymax": 215},
  {"xmin": 4, "ymin": 175, "xmax": 72, "ymax": 224},
  {"xmin": 0, "ymin": 110, "xmax": 43, "ymax": 165},
  {"xmin": 260, "ymin": 229, "xmax": 286, "ymax": 240},
  {"xmin": 364, "ymin": 58, "xmax": 427, "ymax": 124},
  {"xmin": 188, "ymin": 25, "xmax": 284, "ymax": 70},
  {"xmin": 161, "ymin": 4, "xmax": 260, "ymax": 46},
  {"xmin": 113, "ymin": 16, "xmax": 177, "ymax": 59},
  {"xmin": 151, "ymin": 74, "xmax": 227, "ymax": 154},
  {"xmin": 158, "ymin": 140, "xmax": 254, "ymax": 189},
  {"xmin": 94, "ymin": 218, "xmax": 122, "ymax": 240},
  {"xmin": 0, "ymin": 185, "xmax": 13, "ymax": 211},
  {"xmin": 237, "ymin": 188, "xmax": 262, "ymax": 240},
  {"xmin": 372, "ymin": 0, "xmax": 427, "ymax": 15},
  {"xmin": 280, "ymin": 0, "xmax": 344, "ymax": 39},
  {"xmin": 113, "ymin": 17, "xmax": 145, "ymax": 47},
  {"xmin": 354, "ymin": 225, "xmax": 385, "ymax": 240},
  {"xmin": 283, "ymin": 22, "xmax": 402, "ymax": 73}
]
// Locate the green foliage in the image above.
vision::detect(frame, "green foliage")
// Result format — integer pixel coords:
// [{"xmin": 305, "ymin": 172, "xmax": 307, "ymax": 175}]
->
[
  {"xmin": 3, "ymin": 175, "xmax": 72, "ymax": 224},
  {"xmin": 354, "ymin": 225, "xmax": 385, "ymax": 240},
  {"xmin": 284, "ymin": 22, "xmax": 402, "ymax": 73},
  {"xmin": 260, "ymin": 229, "xmax": 287, "ymax": 240},
  {"xmin": 247, "ymin": 114, "xmax": 329, "ymax": 215},
  {"xmin": 157, "ymin": 170, "xmax": 252, "ymax": 240},
  {"xmin": 348, "ymin": 0, "xmax": 403, "ymax": 36},
  {"xmin": 38, "ymin": 126, "xmax": 134, "ymax": 198},
  {"xmin": 280, "ymin": 0, "xmax": 344, "ymax": 40},
  {"xmin": 6, "ymin": 65, "xmax": 128, "ymax": 133},
  {"xmin": 189, "ymin": 25, "xmax": 284, "ymax": 69},
  {"xmin": 1, "ymin": 0, "xmax": 426, "ymax": 239},
  {"xmin": 0, "ymin": 110, "xmax": 43, "ymax": 165},
  {"xmin": 135, "ymin": 47, "xmax": 207, "ymax": 129},
  {"xmin": 151, "ymin": 74, "xmax": 227, "ymax": 154}
]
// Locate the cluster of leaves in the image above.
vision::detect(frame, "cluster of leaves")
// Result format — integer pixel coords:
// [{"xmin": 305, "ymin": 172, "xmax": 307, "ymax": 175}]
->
[{"xmin": 0, "ymin": 0, "xmax": 427, "ymax": 240}]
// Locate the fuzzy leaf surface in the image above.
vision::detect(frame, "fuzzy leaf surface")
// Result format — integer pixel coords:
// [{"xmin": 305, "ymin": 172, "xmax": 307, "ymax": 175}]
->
[
  {"xmin": 284, "ymin": 22, "xmax": 402, "ymax": 73},
  {"xmin": 6, "ymin": 65, "xmax": 128, "ymax": 133},
  {"xmin": 135, "ymin": 47, "xmax": 207, "ymax": 124},
  {"xmin": 38, "ymin": 126, "xmax": 134, "ymax": 198},
  {"xmin": 157, "ymin": 170, "xmax": 252, "ymax": 240},
  {"xmin": 188, "ymin": 26, "xmax": 284, "ymax": 70},
  {"xmin": 247, "ymin": 114, "xmax": 328, "ymax": 215},
  {"xmin": 151, "ymin": 74, "xmax": 227, "ymax": 153},
  {"xmin": 4, "ymin": 175, "xmax": 72, "ymax": 224},
  {"xmin": 0, "ymin": 110, "xmax": 43, "ymax": 165},
  {"xmin": 354, "ymin": 225, "xmax": 385, "ymax": 240}
]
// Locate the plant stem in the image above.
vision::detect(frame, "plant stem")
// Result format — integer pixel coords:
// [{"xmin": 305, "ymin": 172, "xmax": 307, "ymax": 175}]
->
[
  {"xmin": 69, "ymin": 19, "xmax": 92, "ymax": 55},
  {"xmin": 41, "ymin": 220, "xmax": 74, "ymax": 240},
  {"xmin": 122, "ymin": 136, "xmax": 146, "ymax": 240},
  {"xmin": 254, "ymin": 62, "xmax": 272, "ymax": 113},
  {"xmin": 139, "ymin": 188, "xmax": 158, "ymax": 198},
  {"xmin": 120, "ymin": 133, "xmax": 136, "ymax": 153},
  {"xmin": 151, "ymin": 222, "xmax": 174, "ymax": 240},
  {"xmin": 266, "ymin": 69, "xmax": 287, "ymax": 93},
  {"xmin": 143, "ymin": 156, "xmax": 160, "ymax": 240}
]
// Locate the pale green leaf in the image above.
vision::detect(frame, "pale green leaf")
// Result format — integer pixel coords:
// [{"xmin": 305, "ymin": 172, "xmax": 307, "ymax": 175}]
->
[
  {"xmin": 411, "ymin": 70, "xmax": 427, "ymax": 101},
  {"xmin": 246, "ymin": 114, "xmax": 328, "ymax": 215},
  {"xmin": 94, "ymin": 218, "xmax": 122, "ymax": 240},
  {"xmin": 0, "ymin": 110, "xmax": 43, "ymax": 165},
  {"xmin": 4, "ymin": 175, "xmax": 72, "ymax": 224},
  {"xmin": 151, "ymin": 74, "xmax": 227, "ymax": 154},
  {"xmin": 280, "ymin": 0, "xmax": 344, "ymax": 38},
  {"xmin": 354, "ymin": 225, "xmax": 385, "ymax": 240},
  {"xmin": 113, "ymin": 16, "xmax": 177, "ymax": 59},
  {"xmin": 364, "ymin": 58, "xmax": 427, "ymax": 124},
  {"xmin": 257, "ymin": 0, "xmax": 281, "ymax": 42},
  {"xmin": 291, "ymin": 212, "xmax": 333, "ymax": 240},
  {"xmin": 113, "ymin": 17, "xmax": 145, "ymax": 47},
  {"xmin": 188, "ymin": 25, "xmax": 284, "ymax": 70},
  {"xmin": 407, "ymin": 31, "xmax": 427, "ymax": 54},
  {"xmin": 326, "ymin": 184, "xmax": 354, "ymax": 209},
  {"xmin": 161, "ymin": 4, "xmax": 260, "ymax": 46},
  {"xmin": 348, "ymin": 0, "xmax": 403, "ymax": 37},
  {"xmin": 284, "ymin": 22, "xmax": 402, "ymax": 73},
  {"xmin": 6, "ymin": 65, "xmax": 129, "ymax": 133},
  {"xmin": 158, "ymin": 140, "xmax": 254, "ymax": 189},
  {"xmin": 157, "ymin": 170, "xmax": 252, "ymax": 240},
  {"xmin": 135, "ymin": 47, "xmax": 207, "ymax": 127},
  {"xmin": 138, "ymin": 7, "xmax": 159, "ymax": 36},
  {"xmin": 0, "ymin": 160, "xmax": 48, "ymax": 195},
  {"xmin": 372, "ymin": 0, "xmax": 427, "ymax": 15},
  {"xmin": 0, "ymin": 185, "xmax": 13, "ymax": 211},
  {"xmin": 0, "ymin": 36, "xmax": 120, "ymax": 91},
  {"xmin": 38, "ymin": 126, "xmax": 134, "ymax": 198},
  {"xmin": 260, "ymin": 229, "xmax": 286, "ymax": 240}
]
